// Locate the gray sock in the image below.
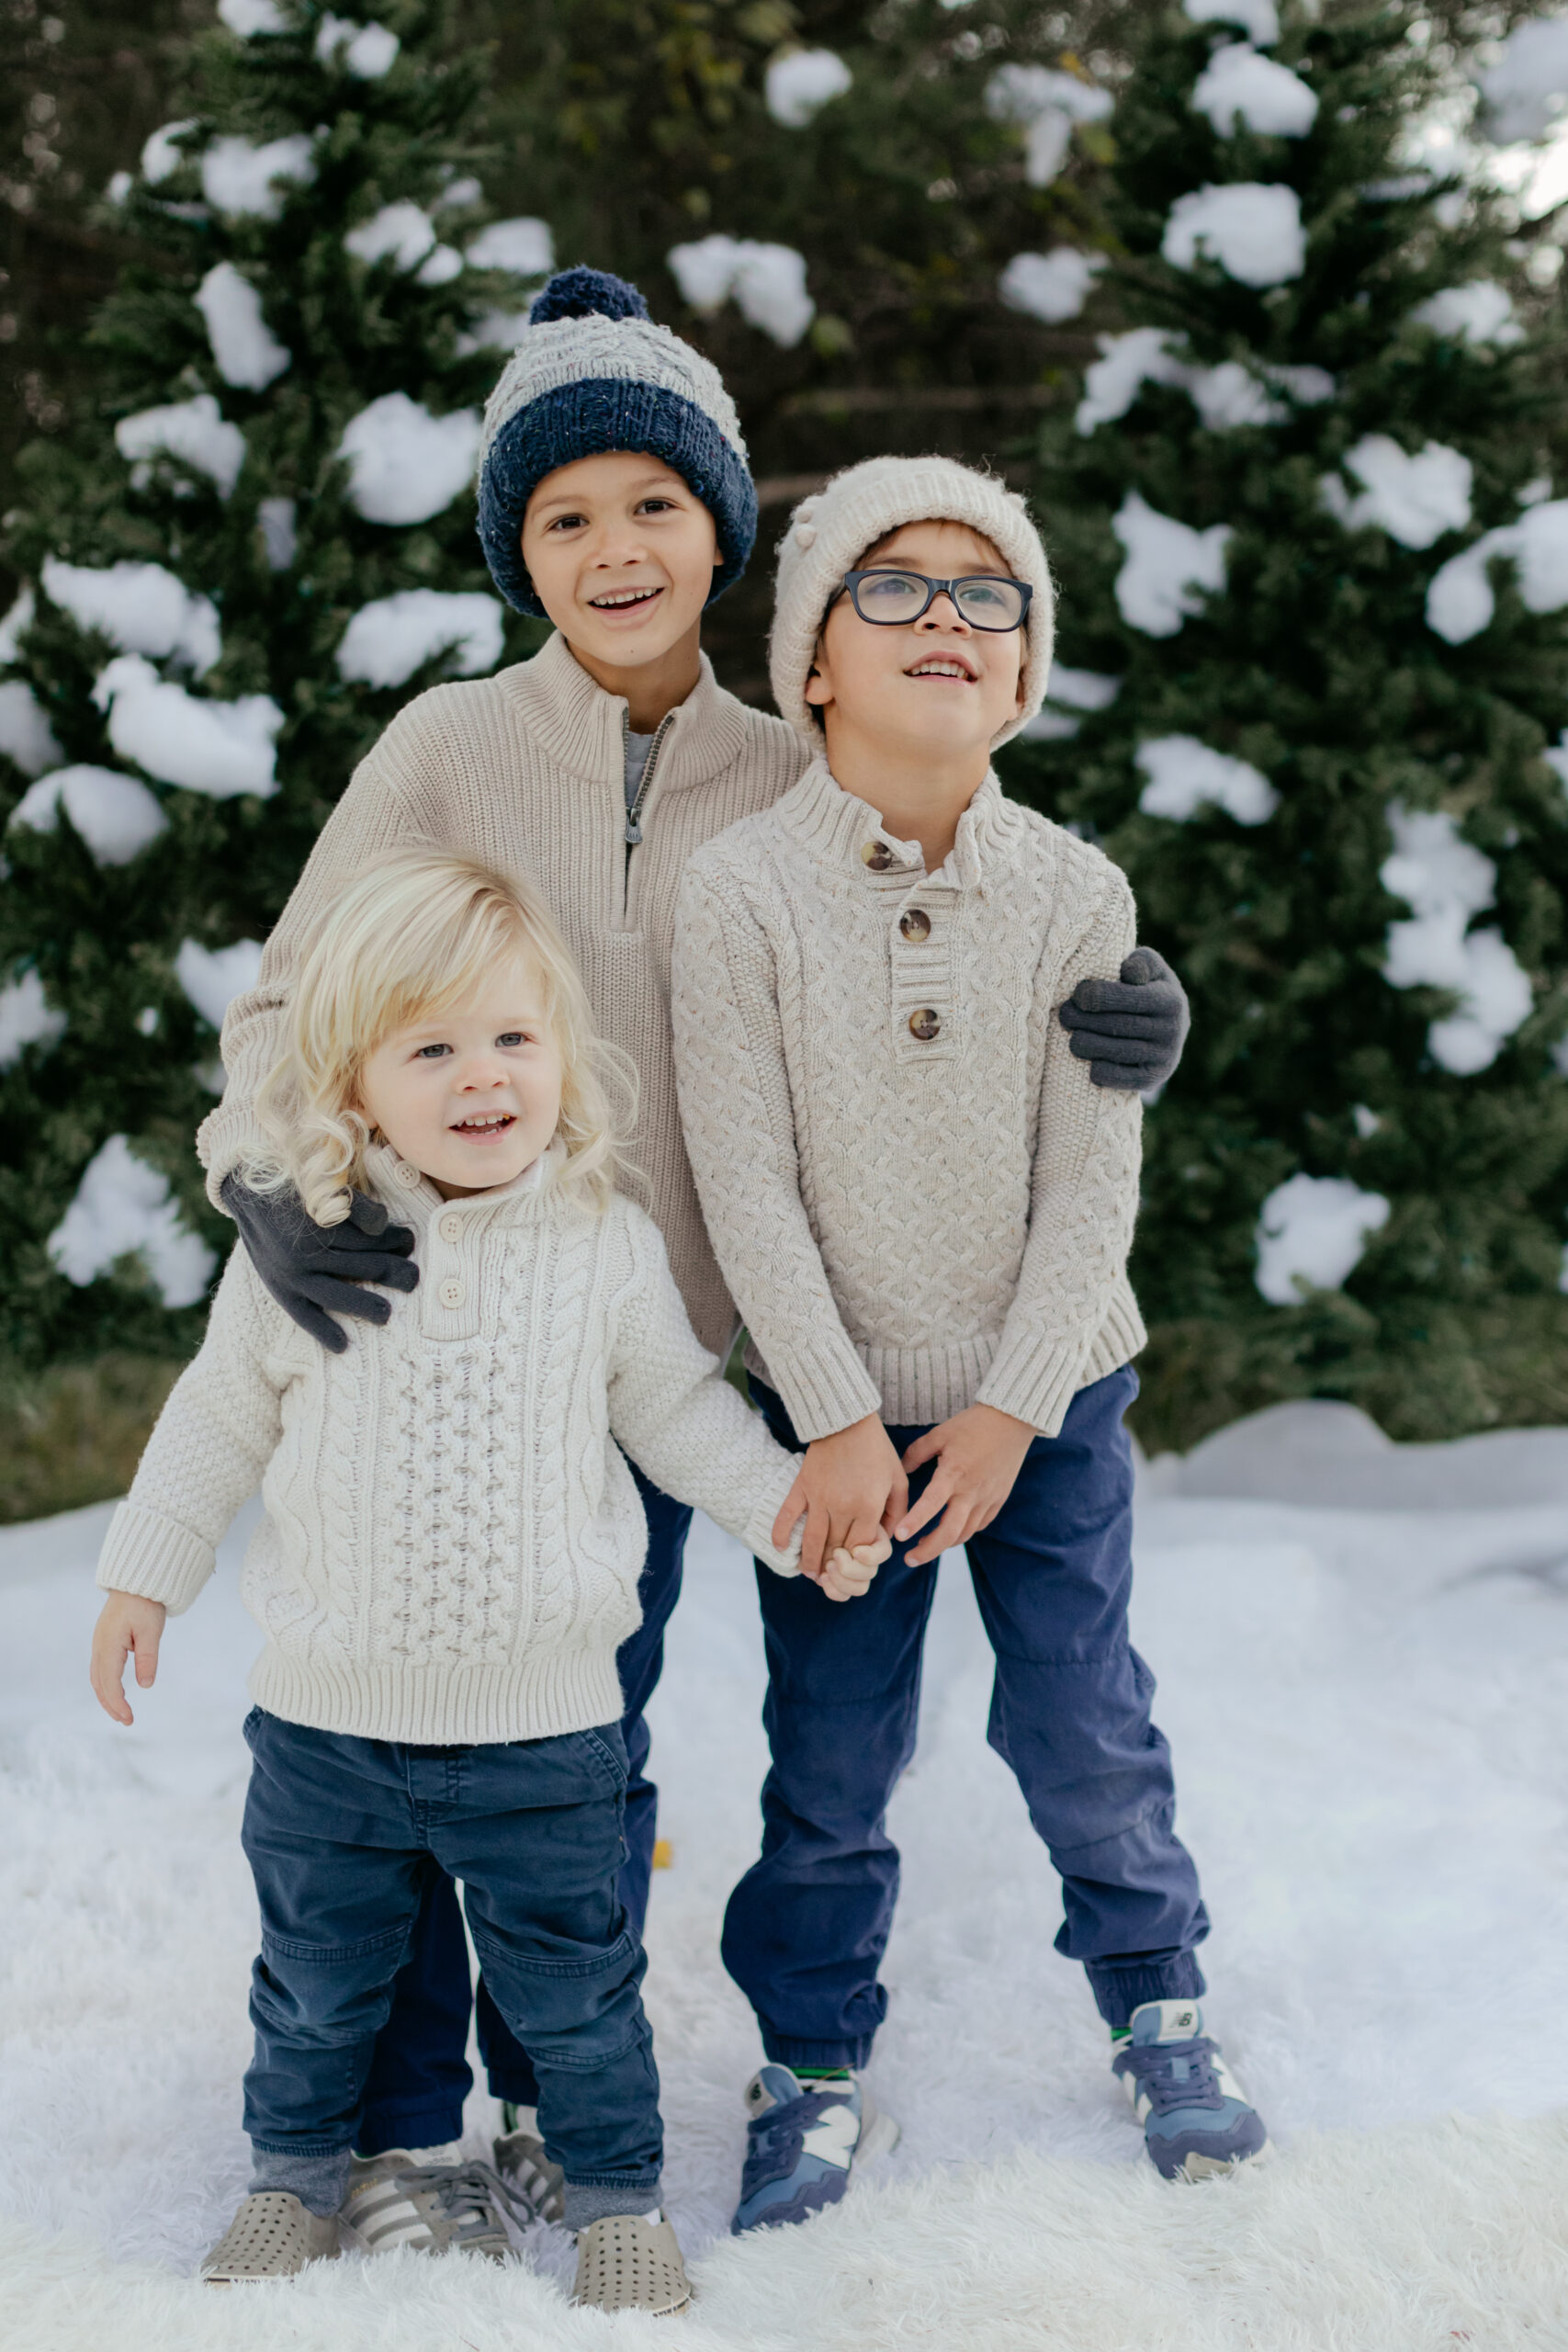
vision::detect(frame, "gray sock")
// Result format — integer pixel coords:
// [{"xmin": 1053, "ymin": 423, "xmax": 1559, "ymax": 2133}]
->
[
  {"xmin": 562, "ymin": 2178, "xmax": 662, "ymax": 2232},
  {"xmin": 249, "ymin": 2143, "xmax": 352, "ymax": 2219}
]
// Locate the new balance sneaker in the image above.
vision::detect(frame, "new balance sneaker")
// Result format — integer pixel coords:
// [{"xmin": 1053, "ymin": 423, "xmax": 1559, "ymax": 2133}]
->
[
  {"xmin": 572, "ymin": 2211, "xmax": 692, "ymax": 2315},
  {"xmin": 341, "ymin": 2143, "xmax": 515, "ymax": 2257},
  {"xmin": 201, "ymin": 2190, "xmax": 345, "ymax": 2280},
  {"xmin": 731, "ymin": 2064, "xmax": 899, "ymax": 2233},
  {"xmin": 492, "ymin": 2105, "xmax": 567, "ymax": 2225},
  {"xmin": 1111, "ymin": 1999, "xmax": 1271, "ymax": 2180}
]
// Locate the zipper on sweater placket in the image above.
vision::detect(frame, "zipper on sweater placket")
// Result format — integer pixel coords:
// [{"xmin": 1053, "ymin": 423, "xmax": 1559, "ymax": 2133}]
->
[{"xmin": 621, "ymin": 708, "xmax": 676, "ymax": 921}]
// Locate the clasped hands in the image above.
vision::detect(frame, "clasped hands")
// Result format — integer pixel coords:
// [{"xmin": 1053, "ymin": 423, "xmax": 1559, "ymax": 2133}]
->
[{"xmin": 773, "ymin": 1400, "xmax": 1037, "ymax": 1598}]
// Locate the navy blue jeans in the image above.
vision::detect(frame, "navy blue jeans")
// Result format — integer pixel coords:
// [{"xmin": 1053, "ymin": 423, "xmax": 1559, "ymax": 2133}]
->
[
  {"xmin": 356, "ymin": 1458, "xmax": 692, "ymax": 2153},
  {"xmin": 724, "ymin": 1369, "xmax": 1209, "ymax": 2065},
  {"xmin": 240, "ymin": 1706, "xmax": 661, "ymax": 2193}
]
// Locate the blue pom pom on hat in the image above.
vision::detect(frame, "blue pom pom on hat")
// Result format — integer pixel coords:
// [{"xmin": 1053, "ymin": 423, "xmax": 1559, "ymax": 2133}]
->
[{"xmin": 477, "ymin": 266, "xmax": 757, "ymax": 616}]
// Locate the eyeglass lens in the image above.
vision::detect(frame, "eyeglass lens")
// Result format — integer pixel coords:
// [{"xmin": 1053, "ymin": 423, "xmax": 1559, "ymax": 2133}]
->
[{"xmin": 852, "ymin": 571, "xmax": 1026, "ymax": 629}]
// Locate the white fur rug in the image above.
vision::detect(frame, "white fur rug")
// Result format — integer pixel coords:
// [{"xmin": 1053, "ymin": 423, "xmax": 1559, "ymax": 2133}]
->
[{"xmin": 3, "ymin": 1399, "xmax": 1567, "ymax": 2349}]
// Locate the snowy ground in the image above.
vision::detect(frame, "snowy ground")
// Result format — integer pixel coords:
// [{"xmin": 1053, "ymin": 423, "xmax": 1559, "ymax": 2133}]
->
[{"xmin": 3, "ymin": 1398, "xmax": 1567, "ymax": 2349}]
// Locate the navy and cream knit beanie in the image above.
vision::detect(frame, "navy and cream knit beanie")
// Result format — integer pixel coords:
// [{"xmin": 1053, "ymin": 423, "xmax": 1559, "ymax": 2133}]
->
[{"xmin": 477, "ymin": 266, "xmax": 758, "ymax": 616}]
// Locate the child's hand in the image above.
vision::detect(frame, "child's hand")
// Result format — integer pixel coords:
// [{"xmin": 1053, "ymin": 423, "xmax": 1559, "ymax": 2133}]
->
[
  {"xmin": 894, "ymin": 1405, "xmax": 1037, "ymax": 1566},
  {"xmin": 812, "ymin": 1534, "xmax": 891, "ymax": 1603},
  {"xmin": 90, "ymin": 1591, "xmax": 167, "ymax": 1725},
  {"xmin": 773, "ymin": 1415, "xmax": 908, "ymax": 1585}
]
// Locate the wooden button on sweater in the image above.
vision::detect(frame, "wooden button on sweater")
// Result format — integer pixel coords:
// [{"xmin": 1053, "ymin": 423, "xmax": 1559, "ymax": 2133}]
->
[
  {"xmin": 899, "ymin": 909, "xmax": 931, "ymax": 942},
  {"xmin": 862, "ymin": 841, "xmax": 895, "ymax": 870},
  {"xmin": 908, "ymin": 1008, "xmax": 941, "ymax": 1041}
]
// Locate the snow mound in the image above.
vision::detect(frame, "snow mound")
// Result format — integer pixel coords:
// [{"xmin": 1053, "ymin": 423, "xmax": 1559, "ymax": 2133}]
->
[
  {"xmin": 141, "ymin": 119, "xmax": 196, "ymax": 187},
  {"xmin": 47, "ymin": 1133, "xmax": 215, "ymax": 1308},
  {"xmin": 1477, "ymin": 15, "xmax": 1568, "ymax": 144},
  {"xmin": 200, "ymin": 133, "xmax": 315, "ymax": 220},
  {"xmin": 1111, "ymin": 492, "xmax": 1232, "ymax": 637},
  {"xmin": 345, "ymin": 200, "xmax": 438, "ymax": 273},
  {"xmin": 1163, "ymin": 182, "xmax": 1305, "ymax": 287},
  {"xmin": 999, "ymin": 248, "xmax": 1104, "ymax": 322},
  {"xmin": 1191, "ymin": 43, "xmax": 1317, "ymax": 138},
  {"xmin": 1183, "ymin": 0, "xmax": 1279, "ymax": 44},
  {"xmin": 115, "ymin": 393, "xmax": 247, "ymax": 500},
  {"xmin": 196, "ymin": 263, "xmax": 291, "ymax": 391},
  {"xmin": 335, "ymin": 589, "xmax": 505, "ymax": 688},
  {"xmin": 1409, "ymin": 280, "xmax": 1523, "ymax": 347},
  {"xmin": 465, "ymin": 217, "xmax": 554, "ymax": 277},
  {"xmin": 0, "ymin": 968, "xmax": 65, "ymax": 1069},
  {"xmin": 316, "ymin": 14, "xmax": 400, "ymax": 77},
  {"xmin": 0, "ymin": 678, "xmax": 64, "ymax": 776},
  {"xmin": 1425, "ymin": 498, "xmax": 1568, "ymax": 643},
  {"xmin": 175, "ymin": 939, "xmax": 264, "ymax": 1030},
  {"xmin": 257, "ymin": 497, "xmax": 297, "ymax": 572},
  {"xmin": 217, "ymin": 0, "xmax": 286, "ymax": 33},
  {"xmin": 1137, "ymin": 733, "xmax": 1278, "ymax": 824},
  {"xmin": 8, "ymin": 764, "xmax": 167, "ymax": 865},
  {"xmin": 1255, "ymin": 1172, "xmax": 1391, "ymax": 1305},
  {"xmin": 765, "ymin": 49, "xmax": 852, "ymax": 129},
  {"xmin": 93, "ymin": 656, "xmax": 283, "ymax": 802},
  {"xmin": 666, "ymin": 237, "xmax": 815, "ymax": 347},
  {"xmin": 1320, "ymin": 435, "xmax": 1472, "ymax": 550},
  {"xmin": 335, "ymin": 394, "xmax": 482, "ymax": 526},
  {"xmin": 1150, "ymin": 1395, "xmax": 1568, "ymax": 1509},
  {"xmin": 986, "ymin": 63, "xmax": 1113, "ymax": 187},
  {"xmin": 1380, "ymin": 803, "xmax": 1531, "ymax": 1075},
  {"xmin": 41, "ymin": 557, "xmax": 220, "ymax": 675}
]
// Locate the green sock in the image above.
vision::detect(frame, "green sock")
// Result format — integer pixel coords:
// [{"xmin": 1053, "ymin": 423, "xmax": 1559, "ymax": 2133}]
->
[
  {"xmin": 795, "ymin": 2065, "xmax": 852, "ymax": 2081},
  {"xmin": 1109, "ymin": 2027, "xmax": 1132, "ymax": 2043}
]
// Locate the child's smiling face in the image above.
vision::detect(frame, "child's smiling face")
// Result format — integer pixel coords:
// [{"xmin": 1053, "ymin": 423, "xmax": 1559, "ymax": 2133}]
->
[
  {"xmin": 355, "ymin": 956, "xmax": 563, "ymax": 1200},
  {"xmin": 521, "ymin": 452, "xmax": 720, "ymax": 673}
]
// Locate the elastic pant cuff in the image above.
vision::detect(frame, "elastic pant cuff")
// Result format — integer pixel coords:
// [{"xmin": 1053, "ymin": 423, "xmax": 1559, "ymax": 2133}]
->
[
  {"xmin": 563, "ymin": 2177, "xmax": 662, "ymax": 2231},
  {"xmin": 1084, "ymin": 1951, "xmax": 1207, "ymax": 2031},
  {"xmin": 761, "ymin": 2033, "xmax": 874, "ymax": 2072},
  {"xmin": 249, "ymin": 2143, "xmax": 351, "ymax": 2219},
  {"xmin": 486, "ymin": 2070, "xmax": 542, "ymax": 2108},
  {"xmin": 354, "ymin": 2099, "xmax": 467, "ymax": 2159}
]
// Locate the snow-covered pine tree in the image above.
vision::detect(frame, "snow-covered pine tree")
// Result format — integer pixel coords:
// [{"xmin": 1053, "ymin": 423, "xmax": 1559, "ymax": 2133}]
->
[
  {"xmin": 0, "ymin": 0, "xmax": 553, "ymax": 1369},
  {"xmin": 1004, "ymin": 0, "xmax": 1568, "ymax": 1445}
]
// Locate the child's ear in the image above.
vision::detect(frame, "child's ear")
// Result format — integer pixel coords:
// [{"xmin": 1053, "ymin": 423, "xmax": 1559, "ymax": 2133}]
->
[{"xmin": 804, "ymin": 638, "xmax": 832, "ymax": 709}]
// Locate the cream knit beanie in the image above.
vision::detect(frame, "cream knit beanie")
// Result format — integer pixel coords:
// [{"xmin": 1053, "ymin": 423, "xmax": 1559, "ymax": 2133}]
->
[{"xmin": 768, "ymin": 455, "xmax": 1055, "ymax": 748}]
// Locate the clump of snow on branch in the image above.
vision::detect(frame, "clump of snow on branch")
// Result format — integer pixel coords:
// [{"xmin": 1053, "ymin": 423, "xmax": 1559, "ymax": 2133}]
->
[
  {"xmin": 218, "ymin": 0, "xmax": 286, "ymax": 33},
  {"xmin": 316, "ymin": 14, "xmax": 400, "ymax": 77},
  {"xmin": 1184, "ymin": 0, "xmax": 1280, "ymax": 43},
  {"xmin": 0, "ymin": 681, "xmax": 63, "ymax": 777},
  {"xmin": 667, "ymin": 237, "xmax": 815, "ymax": 347},
  {"xmin": 1163, "ymin": 183, "xmax": 1305, "ymax": 286},
  {"xmin": 1476, "ymin": 16, "xmax": 1568, "ymax": 143},
  {"xmin": 1191, "ymin": 44, "xmax": 1317, "ymax": 137},
  {"xmin": 765, "ymin": 50, "xmax": 852, "ymax": 128},
  {"xmin": 466, "ymin": 218, "xmax": 554, "ymax": 277},
  {"xmin": 0, "ymin": 588, "xmax": 32, "ymax": 662},
  {"xmin": 40, "ymin": 558, "xmax": 220, "ymax": 675},
  {"xmin": 0, "ymin": 968, "xmax": 65, "ymax": 1069},
  {"xmin": 345, "ymin": 201, "xmax": 438, "ymax": 273},
  {"xmin": 257, "ymin": 498, "xmax": 298, "ymax": 571},
  {"xmin": 1137, "ymin": 734, "xmax": 1278, "ymax": 825},
  {"xmin": 1021, "ymin": 665, "xmax": 1122, "ymax": 741},
  {"xmin": 92, "ymin": 658, "xmax": 283, "ymax": 801},
  {"xmin": 175, "ymin": 938, "xmax": 264, "ymax": 1030},
  {"xmin": 335, "ymin": 590, "xmax": 505, "ymax": 689},
  {"xmin": 1255, "ymin": 1173, "xmax": 1390, "ymax": 1306},
  {"xmin": 201, "ymin": 133, "xmax": 315, "ymax": 220},
  {"xmin": 335, "ymin": 394, "xmax": 482, "ymax": 526},
  {"xmin": 115, "ymin": 394, "xmax": 246, "ymax": 501},
  {"xmin": 9, "ymin": 764, "xmax": 167, "ymax": 865},
  {"xmin": 1409, "ymin": 281, "xmax": 1523, "ymax": 347},
  {"xmin": 457, "ymin": 309, "xmax": 532, "ymax": 356},
  {"xmin": 1112, "ymin": 492, "xmax": 1232, "ymax": 637},
  {"xmin": 1425, "ymin": 498, "xmax": 1568, "ymax": 642},
  {"xmin": 1075, "ymin": 329, "xmax": 1331, "ymax": 437},
  {"xmin": 999, "ymin": 249, "xmax": 1104, "ymax": 323},
  {"xmin": 1381, "ymin": 804, "xmax": 1532, "ymax": 1074},
  {"xmin": 1320, "ymin": 435, "xmax": 1472, "ymax": 549},
  {"xmin": 196, "ymin": 263, "xmax": 291, "ymax": 390},
  {"xmin": 48, "ymin": 1134, "xmax": 215, "ymax": 1308},
  {"xmin": 437, "ymin": 173, "xmax": 482, "ymax": 212},
  {"xmin": 985, "ymin": 64, "xmax": 1113, "ymax": 188},
  {"xmin": 141, "ymin": 121, "xmax": 197, "ymax": 187}
]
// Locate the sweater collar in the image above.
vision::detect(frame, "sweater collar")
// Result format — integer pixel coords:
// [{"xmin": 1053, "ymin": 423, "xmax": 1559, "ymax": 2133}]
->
[
  {"xmin": 775, "ymin": 756, "xmax": 1007, "ymax": 894},
  {"xmin": 496, "ymin": 627, "xmax": 750, "ymax": 792},
  {"xmin": 365, "ymin": 1136, "xmax": 566, "ymax": 1227}
]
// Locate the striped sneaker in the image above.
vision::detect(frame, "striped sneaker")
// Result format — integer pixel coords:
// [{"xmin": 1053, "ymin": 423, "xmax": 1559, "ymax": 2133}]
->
[
  {"xmin": 493, "ymin": 2106, "xmax": 566, "ymax": 2225},
  {"xmin": 341, "ymin": 2143, "xmax": 515, "ymax": 2258},
  {"xmin": 731, "ymin": 2065, "xmax": 899, "ymax": 2233},
  {"xmin": 1111, "ymin": 2000, "xmax": 1271, "ymax": 2180}
]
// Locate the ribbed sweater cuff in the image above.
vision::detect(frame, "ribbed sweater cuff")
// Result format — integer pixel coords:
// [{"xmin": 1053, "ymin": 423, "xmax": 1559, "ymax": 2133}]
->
[
  {"xmin": 759, "ymin": 1333, "xmax": 885, "ymax": 1445},
  {"xmin": 976, "ymin": 1288, "xmax": 1147, "ymax": 1438},
  {"xmin": 96, "ymin": 1500, "xmax": 215, "ymax": 1616},
  {"xmin": 744, "ymin": 1456, "xmax": 804, "ymax": 1577}
]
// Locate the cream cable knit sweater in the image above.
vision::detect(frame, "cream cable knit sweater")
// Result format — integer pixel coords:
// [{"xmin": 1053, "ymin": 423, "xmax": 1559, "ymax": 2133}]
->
[
  {"xmin": 96, "ymin": 1146, "xmax": 802, "ymax": 1747},
  {"xmin": 197, "ymin": 630, "xmax": 809, "ymax": 1356},
  {"xmin": 670, "ymin": 761, "xmax": 1147, "ymax": 1443}
]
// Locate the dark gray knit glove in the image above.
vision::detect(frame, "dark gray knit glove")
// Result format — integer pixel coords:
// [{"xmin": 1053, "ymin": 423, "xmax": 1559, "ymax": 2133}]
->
[
  {"xmin": 1057, "ymin": 945, "xmax": 1191, "ymax": 1091},
  {"xmin": 220, "ymin": 1172, "xmax": 419, "ymax": 1354}
]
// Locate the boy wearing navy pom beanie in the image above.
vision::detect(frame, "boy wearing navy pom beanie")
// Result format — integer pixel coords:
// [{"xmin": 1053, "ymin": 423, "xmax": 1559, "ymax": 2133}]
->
[{"xmin": 193, "ymin": 267, "xmax": 1187, "ymax": 2268}]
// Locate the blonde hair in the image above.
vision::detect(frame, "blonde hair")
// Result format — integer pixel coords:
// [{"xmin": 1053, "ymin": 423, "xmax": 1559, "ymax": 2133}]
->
[{"xmin": 247, "ymin": 850, "xmax": 635, "ymax": 1223}]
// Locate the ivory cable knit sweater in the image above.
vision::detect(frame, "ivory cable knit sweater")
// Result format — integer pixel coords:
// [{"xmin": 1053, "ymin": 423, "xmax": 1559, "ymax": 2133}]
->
[
  {"xmin": 96, "ymin": 1146, "xmax": 801, "ymax": 1747},
  {"xmin": 197, "ymin": 630, "xmax": 809, "ymax": 1355},
  {"xmin": 671, "ymin": 761, "xmax": 1147, "ymax": 1442}
]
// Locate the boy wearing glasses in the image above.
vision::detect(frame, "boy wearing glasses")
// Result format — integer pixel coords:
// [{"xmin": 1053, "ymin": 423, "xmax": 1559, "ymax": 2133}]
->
[{"xmin": 671, "ymin": 456, "xmax": 1269, "ymax": 2233}]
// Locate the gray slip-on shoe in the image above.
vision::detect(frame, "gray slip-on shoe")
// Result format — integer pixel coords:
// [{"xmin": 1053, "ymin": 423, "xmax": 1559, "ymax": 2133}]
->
[
  {"xmin": 201, "ymin": 2190, "xmax": 345, "ymax": 2281},
  {"xmin": 572, "ymin": 2211, "xmax": 692, "ymax": 2315}
]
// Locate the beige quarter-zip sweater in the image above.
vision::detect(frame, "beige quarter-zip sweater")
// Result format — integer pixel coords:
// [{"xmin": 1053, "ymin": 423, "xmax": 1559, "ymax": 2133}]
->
[
  {"xmin": 198, "ymin": 630, "xmax": 810, "ymax": 1355},
  {"xmin": 97, "ymin": 1146, "xmax": 802, "ymax": 1747},
  {"xmin": 670, "ymin": 762, "xmax": 1147, "ymax": 1442}
]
